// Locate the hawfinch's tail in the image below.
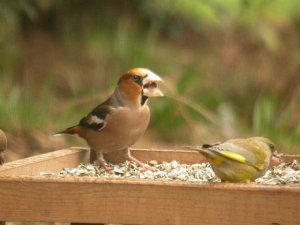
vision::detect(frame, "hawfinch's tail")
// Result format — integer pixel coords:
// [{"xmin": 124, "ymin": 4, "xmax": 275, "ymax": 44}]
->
[{"xmin": 53, "ymin": 125, "xmax": 80, "ymax": 136}]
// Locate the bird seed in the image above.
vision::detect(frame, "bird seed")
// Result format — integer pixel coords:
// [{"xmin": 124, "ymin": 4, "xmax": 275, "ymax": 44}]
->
[{"xmin": 41, "ymin": 160, "xmax": 300, "ymax": 184}]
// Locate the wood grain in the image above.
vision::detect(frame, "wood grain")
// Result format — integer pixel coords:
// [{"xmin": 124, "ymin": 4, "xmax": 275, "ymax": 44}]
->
[
  {"xmin": 0, "ymin": 148, "xmax": 209, "ymax": 176},
  {"xmin": 72, "ymin": 149, "xmax": 103, "ymax": 225},
  {"xmin": 104, "ymin": 148, "xmax": 208, "ymax": 164},
  {"xmin": 0, "ymin": 148, "xmax": 299, "ymax": 225},
  {"xmin": 0, "ymin": 148, "xmax": 296, "ymax": 176},
  {"xmin": 0, "ymin": 147, "xmax": 91, "ymax": 176},
  {"xmin": 0, "ymin": 176, "xmax": 299, "ymax": 225}
]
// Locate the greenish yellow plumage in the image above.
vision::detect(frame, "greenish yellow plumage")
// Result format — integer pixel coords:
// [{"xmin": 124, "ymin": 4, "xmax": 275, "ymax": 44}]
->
[{"xmin": 187, "ymin": 137, "xmax": 275, "ymax": 183}]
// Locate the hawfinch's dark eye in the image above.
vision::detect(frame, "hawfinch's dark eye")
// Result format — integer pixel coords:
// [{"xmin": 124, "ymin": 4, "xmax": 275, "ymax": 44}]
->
[{"xmin": 130, "ymin": 75, "xmax": 143, "ymax": 86}]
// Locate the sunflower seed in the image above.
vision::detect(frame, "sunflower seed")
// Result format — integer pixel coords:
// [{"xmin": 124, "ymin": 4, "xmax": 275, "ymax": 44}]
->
[{"xmin": 40, "ymin": 159, "xmax": 300, "ymax": 185}]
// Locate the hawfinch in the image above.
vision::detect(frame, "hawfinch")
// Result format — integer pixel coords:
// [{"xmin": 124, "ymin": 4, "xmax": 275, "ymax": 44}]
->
[
  {"xmin": 57, "ymin": 68, "xmax": 163, "ymax": 171},
  {"xmin": 0, "ymin": 129, "xmax": 7, "ymax": 165},
  {"xmin": 185, "ymin": 137, "xmax": 275, "ymax": 182}
]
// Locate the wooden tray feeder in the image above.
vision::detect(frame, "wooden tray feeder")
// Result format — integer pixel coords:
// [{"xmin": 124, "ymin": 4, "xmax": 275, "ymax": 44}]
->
[{"xmin": 0, "ymin": 148, "xmax": 299, "ymax": 225}]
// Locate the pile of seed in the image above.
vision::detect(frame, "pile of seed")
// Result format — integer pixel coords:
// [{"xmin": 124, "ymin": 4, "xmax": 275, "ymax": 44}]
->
[
  {"xmin": 256, "ymin": 160, "xmax": 300, "ymax": 184},
  {"xmin": 40, "ymin": 160, "xmax": 300, "ymax": 185}
]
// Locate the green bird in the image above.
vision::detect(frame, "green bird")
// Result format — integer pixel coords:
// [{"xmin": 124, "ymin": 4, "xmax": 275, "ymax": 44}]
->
[
  {"xmin": 0, "ymin": 129, "xmax": 7, "ymax": 165},
  {"xmin": 186, "ymin": 137, "xmax": 275, "ymax": 183}
]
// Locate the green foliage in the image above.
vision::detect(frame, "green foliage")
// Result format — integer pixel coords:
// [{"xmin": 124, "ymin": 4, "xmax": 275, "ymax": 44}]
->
[
  {"xmin": 0, "ymin": 78, "xmax": 53, "ymax": 131},
  {"xmin": 253, "ymin": 96, "xmax": 300, "ymax": 151},
  {"xmin": 0, "ymin": 0, "xmax": 300, "ymax": 152}
]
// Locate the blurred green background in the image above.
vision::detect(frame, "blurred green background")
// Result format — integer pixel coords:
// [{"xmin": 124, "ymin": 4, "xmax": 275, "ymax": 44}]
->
[{"xmin": 0, "ymin": 0, "xmax": 300, "ymax": 160}]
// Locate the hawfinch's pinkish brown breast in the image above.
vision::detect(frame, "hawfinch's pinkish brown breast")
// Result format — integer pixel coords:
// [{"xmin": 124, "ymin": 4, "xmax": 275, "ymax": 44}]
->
[{"xmin": 55, "ymin": 68, "xmax": 163, "ymax": 171}]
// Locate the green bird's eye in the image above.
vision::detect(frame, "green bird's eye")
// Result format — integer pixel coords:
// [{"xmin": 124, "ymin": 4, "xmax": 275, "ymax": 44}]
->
[{"xmin": 269, "ymin": 143, "xmax": 275, "ymax": 152}]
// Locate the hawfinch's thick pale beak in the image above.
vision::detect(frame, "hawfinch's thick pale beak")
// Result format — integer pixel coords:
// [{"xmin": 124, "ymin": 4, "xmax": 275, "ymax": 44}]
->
[{"xmin": 142, "ymin": 71, "xmax": 164, "ymax": 97}]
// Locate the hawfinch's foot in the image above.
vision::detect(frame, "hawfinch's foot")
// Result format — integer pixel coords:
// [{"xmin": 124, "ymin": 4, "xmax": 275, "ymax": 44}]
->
[
  {"xmin": 98, "ymin": 159, "xmax": 112, "ymax": 173},
  {"xmin": 126, "ymin": 155, "xmax": 156, "ymax": 171}
]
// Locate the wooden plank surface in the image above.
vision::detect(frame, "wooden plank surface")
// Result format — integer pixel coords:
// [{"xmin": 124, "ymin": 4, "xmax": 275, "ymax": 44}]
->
[
  {"xmin": 0, "ymin": 176, "xmax": 299, "ymax": 225},
  {"xmin": 104, "ymin": 148, "xmax": 208, "ymax": 164},
  {"xmin": 0, "ymin": 148, "xmax": 299, "ymax": 225},
  {"xmin": 1, "ymin": 147, "xmax": 296, "ymax": 176},
  {"xmin": 0, "ymin": 148, "xmax": 209, "ymax": 176},
  {"xmin": 0, "ymin": 147, "xmax": 91, "ymax": 176}
]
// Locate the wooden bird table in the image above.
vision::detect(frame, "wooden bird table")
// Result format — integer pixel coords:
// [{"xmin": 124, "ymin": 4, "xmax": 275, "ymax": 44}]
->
[{"xmin": 0, "ymin": 147, "xmax": 299, "ymax": 225}]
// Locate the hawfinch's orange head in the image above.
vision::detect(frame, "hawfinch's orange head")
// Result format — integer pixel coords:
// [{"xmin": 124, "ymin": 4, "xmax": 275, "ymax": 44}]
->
[{"xmin": 118, "ymin": 68, "xmax": 163, "ymax": 106}]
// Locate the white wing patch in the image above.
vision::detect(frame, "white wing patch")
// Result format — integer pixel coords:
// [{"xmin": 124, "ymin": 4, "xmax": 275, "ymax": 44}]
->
[{"xmin": 87, "ymin": 115, "xmax": 104, "ymax": 125}]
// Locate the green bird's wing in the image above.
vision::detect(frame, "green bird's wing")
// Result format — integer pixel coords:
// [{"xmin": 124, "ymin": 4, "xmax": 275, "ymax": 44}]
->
[
  {"xmin": 206, "ymin": 142, "xmax": 264, "ymax": 171},
  {"xmin": 227, "ymin": 138, "xmax": 270, "ymax": 170}
]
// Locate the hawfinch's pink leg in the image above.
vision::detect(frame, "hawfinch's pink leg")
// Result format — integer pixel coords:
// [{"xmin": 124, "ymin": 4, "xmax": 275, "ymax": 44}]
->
[
  {"xmin": 124, "ymin": 149, "xmax": 156, "ymax": 171},
  {"xmin": 96, "ymin": 151, "xmax": 111, "ymax": 172}
]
